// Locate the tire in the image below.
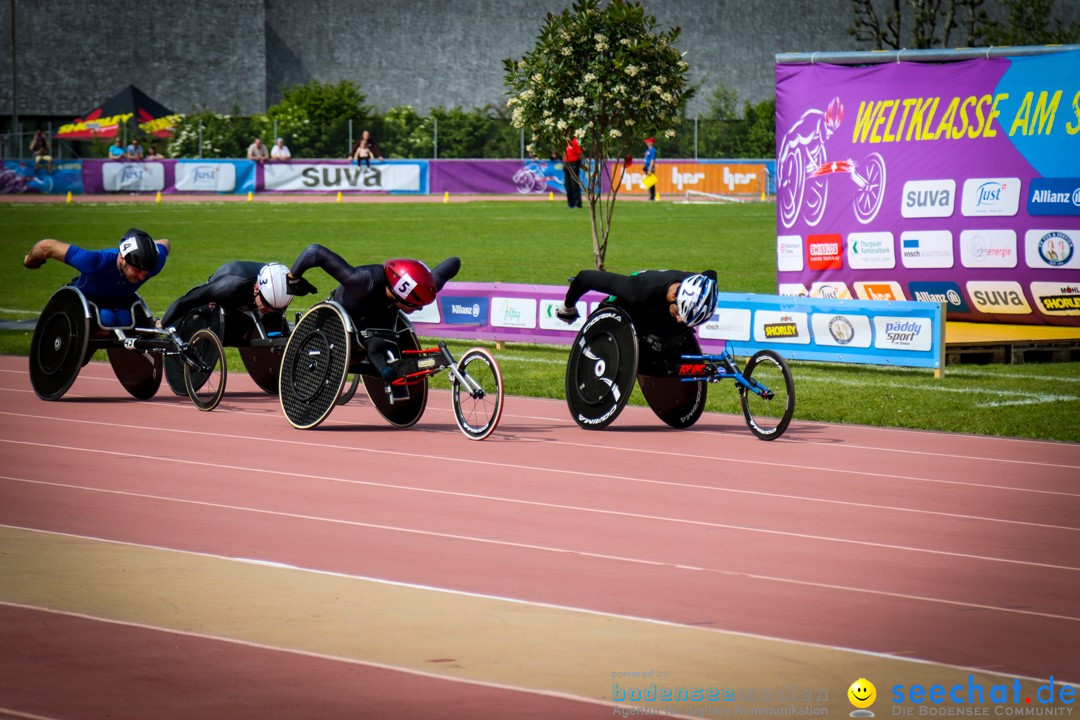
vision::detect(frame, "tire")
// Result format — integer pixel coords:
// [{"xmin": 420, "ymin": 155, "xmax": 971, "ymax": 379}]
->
[
  {"xmin": 184, "ymin": 328, "xmax": 227, "ymax": 411},
  {"xmin": 564, "ymin": 306, "xmax": 638, "ymax": 430},
  {"xmin": 279, "ymin": 304, "xmax": 351, "ymax": 429},
  {"xmin": 29, "ymin": 287, "xmax": 89, "ymax": 400},
  {"xmin": 452, "ymin": 348, "xmax": 504, "ymax": 441},
  {"xmin": 739, "ymin": 350, "xmax": 795, "ymax": 440}
]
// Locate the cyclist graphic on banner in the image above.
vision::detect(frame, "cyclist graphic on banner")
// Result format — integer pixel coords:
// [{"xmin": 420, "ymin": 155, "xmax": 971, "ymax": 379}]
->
[{"xmin": 777, "ymin": 97, "xmax": 886, "ymax": 230}]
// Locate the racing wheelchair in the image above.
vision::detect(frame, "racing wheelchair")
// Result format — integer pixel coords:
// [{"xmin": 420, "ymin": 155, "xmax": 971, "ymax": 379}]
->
[
  {"xmin": 163, "ymin": 303, "xmax": 292, "ymax": 401},
  {"xmin": 278, "ymin": 301, "xmax": 504, "ymax": 440},
  {"xmin": 565, "ymin": 306, "xmax": 795, "ymax": 440},
  {"xmin": 29, "ymin": 286, "xmax": 226, "ymax": 409}
]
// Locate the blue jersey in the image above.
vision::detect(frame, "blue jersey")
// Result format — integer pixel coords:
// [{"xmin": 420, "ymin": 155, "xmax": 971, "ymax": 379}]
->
[
  {"xmin": 643, "ymin": 146, "xmax": 657, "ymax": 174},
  {"xmin": 65, "ymin": 244, "xmax": 168, "ymax": 302}
]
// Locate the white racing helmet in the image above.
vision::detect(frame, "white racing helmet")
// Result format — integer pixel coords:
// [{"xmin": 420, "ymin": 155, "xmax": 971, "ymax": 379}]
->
[
  {"xmin": 675, "ymin": 273, "xmax": 718, "ymax": 327},
  {"xmin": 257, "ymin": 262, "xmax": 293, "ymax": 309}
]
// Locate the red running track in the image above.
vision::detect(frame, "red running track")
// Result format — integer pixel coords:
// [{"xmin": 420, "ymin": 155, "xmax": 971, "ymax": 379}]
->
[{"xmin": 0, "ymin": 354, "xmax": 1077, "ymax": 719}]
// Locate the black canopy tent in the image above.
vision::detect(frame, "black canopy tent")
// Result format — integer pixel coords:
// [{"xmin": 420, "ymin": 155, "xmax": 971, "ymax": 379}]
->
[{"xmin": 55, "ymin": 85, "xmax": 181, "ymax": 141}]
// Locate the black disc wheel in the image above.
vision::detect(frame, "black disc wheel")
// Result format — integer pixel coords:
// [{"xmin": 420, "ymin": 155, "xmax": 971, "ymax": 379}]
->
[
  {"xmin": 184, "ymin": 328, "xmax": 227, "ymax": 411},
  {"xmin": 29, "ymin": 288, "xmax": 90, "ymax": 401},
  {"xmin": 279, "ymin": 305, "xmax": 351, "ymax": 429},
  {"xmin": 452, "ymin": 348, "xmax": 504, "ymax": 441},
  {"xmin": 740, "ymin": 350, "xmax": 795, "ymax": 440},
  {"xmin": 564, "ymin": 306, "xmax": 638, "ymax": 430}
]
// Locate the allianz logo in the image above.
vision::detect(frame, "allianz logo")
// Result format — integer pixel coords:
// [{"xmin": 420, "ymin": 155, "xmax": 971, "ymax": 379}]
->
[
  {"xmin": 451, "ymin": 303, "xmax": 481, "ymax": 318},
  {"xmin": 1030, "ymin": 188, "xmax": 1080, "ymax": 206},
  {"xmin": 914, "ymin": 289, "xmax": 962, "ymax": 305}
]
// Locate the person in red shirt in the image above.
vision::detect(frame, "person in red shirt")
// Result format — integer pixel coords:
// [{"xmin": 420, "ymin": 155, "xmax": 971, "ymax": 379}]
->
[{"xmin": 563, "ymin": 136, "xmax": 583, "ymax": 209}]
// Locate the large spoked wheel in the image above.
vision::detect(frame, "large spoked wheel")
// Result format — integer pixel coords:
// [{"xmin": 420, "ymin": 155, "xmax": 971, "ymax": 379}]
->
[
  {"xmin": 565, "ymin": 306, "xmax": 638, "ymax": 430},
  {"xmin": 184, "ymin": 328, "xmax": 227, "ymax": 411},
  {"xmin": 452, "ymin": 348, "xmax": 504, "ymax": 441},
  {"xmin": 29, "ymin": 287, "xmax": 90, "ymax": 400},
  {"xmin": 280, "ymin": 304, "xmax": 351, "ymax": 429},
  {"xmin": 740, "ymin": 350, "xmax": 795, "ymax": 441}
]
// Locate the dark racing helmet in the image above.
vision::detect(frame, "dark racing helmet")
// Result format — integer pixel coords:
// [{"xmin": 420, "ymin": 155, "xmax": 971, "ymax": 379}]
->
[
  {"xmin": 384, "ymin": 259, "xmax": 437, "ymax": 309},
  {"xmin": 118, "ymin": 228, "xmax": 159, "ymax": 271}
]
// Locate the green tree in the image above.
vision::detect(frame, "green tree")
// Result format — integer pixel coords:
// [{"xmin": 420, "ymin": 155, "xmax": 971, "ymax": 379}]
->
[
  {"xmin": 848, "ymin": 0, "xmax": 992, "ymax": 49},
  {"xmin": 505, "ymin": 0, "xmax": 692, "ymax": 270},
  {"xmin": 167, "ymin": 108, "xmax": 254, "ymax": 158},
  {"xmin": 263, "ymin": 79, "xmax": 371, "ymax": 158},
  {"xmin": 984, "ymin": 0, "xmax": 1080, "ymax": 44}
]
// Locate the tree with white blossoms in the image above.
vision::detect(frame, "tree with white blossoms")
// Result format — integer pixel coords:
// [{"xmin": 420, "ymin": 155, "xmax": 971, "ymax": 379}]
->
[{"xmin": 505, "ymin": 0, "xmax": 691, "ymax": 270}]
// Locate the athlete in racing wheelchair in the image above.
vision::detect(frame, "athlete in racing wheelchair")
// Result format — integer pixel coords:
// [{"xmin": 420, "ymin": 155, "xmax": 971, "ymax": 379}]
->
[
  {"xmin": 22, "ymin": 228, "xmax": 221, "ymax": 405},
  {"xmin": 159, "ymin": 261, "xmax": 317, "ymax": 395},
  {"xmin": 280, "ymin": 245, "xmax": 503, "ymax": 439},
  {"xmin": 555, "ymin": 268, "xmax": 719, "ymax": 429}
]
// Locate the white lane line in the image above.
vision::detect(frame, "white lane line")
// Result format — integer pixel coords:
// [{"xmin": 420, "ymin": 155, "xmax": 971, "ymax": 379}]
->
[
  {"xmin": 2, "ymin": 469, "xmax": 1077, "ymax": 574},
  {"xmin": 2, "ymin": 409, "xmax": 1077, "ymax": 500},
  {"xmin": 0, "ymin": 425, "xmax": 1074, "ymax": 533}
]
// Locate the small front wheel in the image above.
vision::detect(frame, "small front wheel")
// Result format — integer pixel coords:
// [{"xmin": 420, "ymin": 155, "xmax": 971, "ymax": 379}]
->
[
  {"xmin": 739, "ymin": 350, "xmax": 794, "ymax": 440},
  {"xmin": 452, "ymin": 348, "xmax": 504, "ymax": 441},
  {"xmin": 184, "ymin": 328, "xmax": 227, "ymax": 411}
]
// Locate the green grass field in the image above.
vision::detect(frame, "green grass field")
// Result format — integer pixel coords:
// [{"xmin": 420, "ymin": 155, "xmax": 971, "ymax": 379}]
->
[{"xmin": 2, "ymin": 200, "xmax": 1078, "ymax": 443}]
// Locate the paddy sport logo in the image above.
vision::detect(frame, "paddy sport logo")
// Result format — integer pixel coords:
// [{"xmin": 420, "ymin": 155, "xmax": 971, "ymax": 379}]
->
[{"xmin": 847, "ymin": 676, "xmax": 1075, "ymax": 717}]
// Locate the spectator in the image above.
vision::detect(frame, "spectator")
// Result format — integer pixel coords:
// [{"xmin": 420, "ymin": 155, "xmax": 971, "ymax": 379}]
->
[
  {"xmin": 108, "ymin": 138, "xmax": 125, "ymax": 160},
  {"xmin": 145, "ymin": 145, "xmax": 161, "ymax": 160},
  {"xmin": 30, "ymin": 130, "xmax": 54, "ymax": 173},
  {"xmin": 247, "ymin": 137, "xmax": 269, "ymax": 163},
  {"xmin": 563, "ymin": 135, "xmax": 583, "ymax": 209},
  {"xmin": 270, "ymin": 137, "xmax": 292, "ymax": 161},
  {"xmin": 351, "ymin": 130, "xmax": 382, "ymax": 169},
  {"xmin": 642, "ymin": 137, "xmax": 657, "ymax": 201},
  {"xmin": 125, "ymin": 138, "xmax": 145, "ymax": 161}
]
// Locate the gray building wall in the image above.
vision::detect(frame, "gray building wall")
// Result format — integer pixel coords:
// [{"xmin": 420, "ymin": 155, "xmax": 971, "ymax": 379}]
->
[{"xmin": 5, "ymin": 0, "xmax": 1008, "ymax": 121}]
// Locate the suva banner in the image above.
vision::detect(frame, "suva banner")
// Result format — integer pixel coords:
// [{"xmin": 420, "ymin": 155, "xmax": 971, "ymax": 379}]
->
[
  {"xmin": 261, "ymin": 161, "xmax": 426, "ymax": 194},
  {"xmin": 775, "ymin": 48, "xmax": 1080, "ymax": 327}
]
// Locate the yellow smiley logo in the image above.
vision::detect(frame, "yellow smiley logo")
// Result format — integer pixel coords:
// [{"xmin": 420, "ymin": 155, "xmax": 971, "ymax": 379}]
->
[{"xmin": 848, "ymin": 678, "xmax": 877, "ymax": 709}]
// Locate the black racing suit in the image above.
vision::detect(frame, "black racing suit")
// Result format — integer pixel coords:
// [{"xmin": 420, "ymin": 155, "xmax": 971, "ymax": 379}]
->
[
  {"xmin": 564, "ymin": 269, "xmax": 717, "ymax": 373},
  {"xmin": 290, "ymin": 244, "xmax": 460, "ymax": 380},
  {"xmin": 161, "ymin": 261, "xmax": 287, "ymax": 339}
]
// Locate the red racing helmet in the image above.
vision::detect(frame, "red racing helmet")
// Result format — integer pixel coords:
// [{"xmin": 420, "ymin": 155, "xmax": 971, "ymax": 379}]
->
[{"xmin": 384, "ymin": 259, "xmax": 437, "ymax": 309}]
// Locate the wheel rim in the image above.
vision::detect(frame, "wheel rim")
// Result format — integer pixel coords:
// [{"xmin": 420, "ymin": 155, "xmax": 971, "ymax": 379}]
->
[
  {"xmin": 185, "ymin": 329, "xmax": 226, "ymax": 410},
  {"xmin": 453, "ymin": 350, "xmax": 503, "ymax": 440},
  {"xmin": 741, "ymin": 354, "xmax": 794, "ymax": 438}
]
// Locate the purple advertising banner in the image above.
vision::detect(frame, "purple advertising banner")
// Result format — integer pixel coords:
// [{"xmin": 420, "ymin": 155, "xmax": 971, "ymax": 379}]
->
[
  {"xmin": 429, "ymin": 159, "xmax": 567, "ymax": 195},
  {"xmin": 775, "ymin": 49, "xmax": 1080, "ymax": 327}
]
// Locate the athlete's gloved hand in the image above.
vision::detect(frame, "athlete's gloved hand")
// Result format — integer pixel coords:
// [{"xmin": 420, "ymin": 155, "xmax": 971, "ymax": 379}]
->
[
  {"xmin": 555, "ymin": 302, "xmax": 580, "ymax": 324},
  {"xmin": 287, "ymin": 275, "xmax": 318, "ymax": 296}
]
